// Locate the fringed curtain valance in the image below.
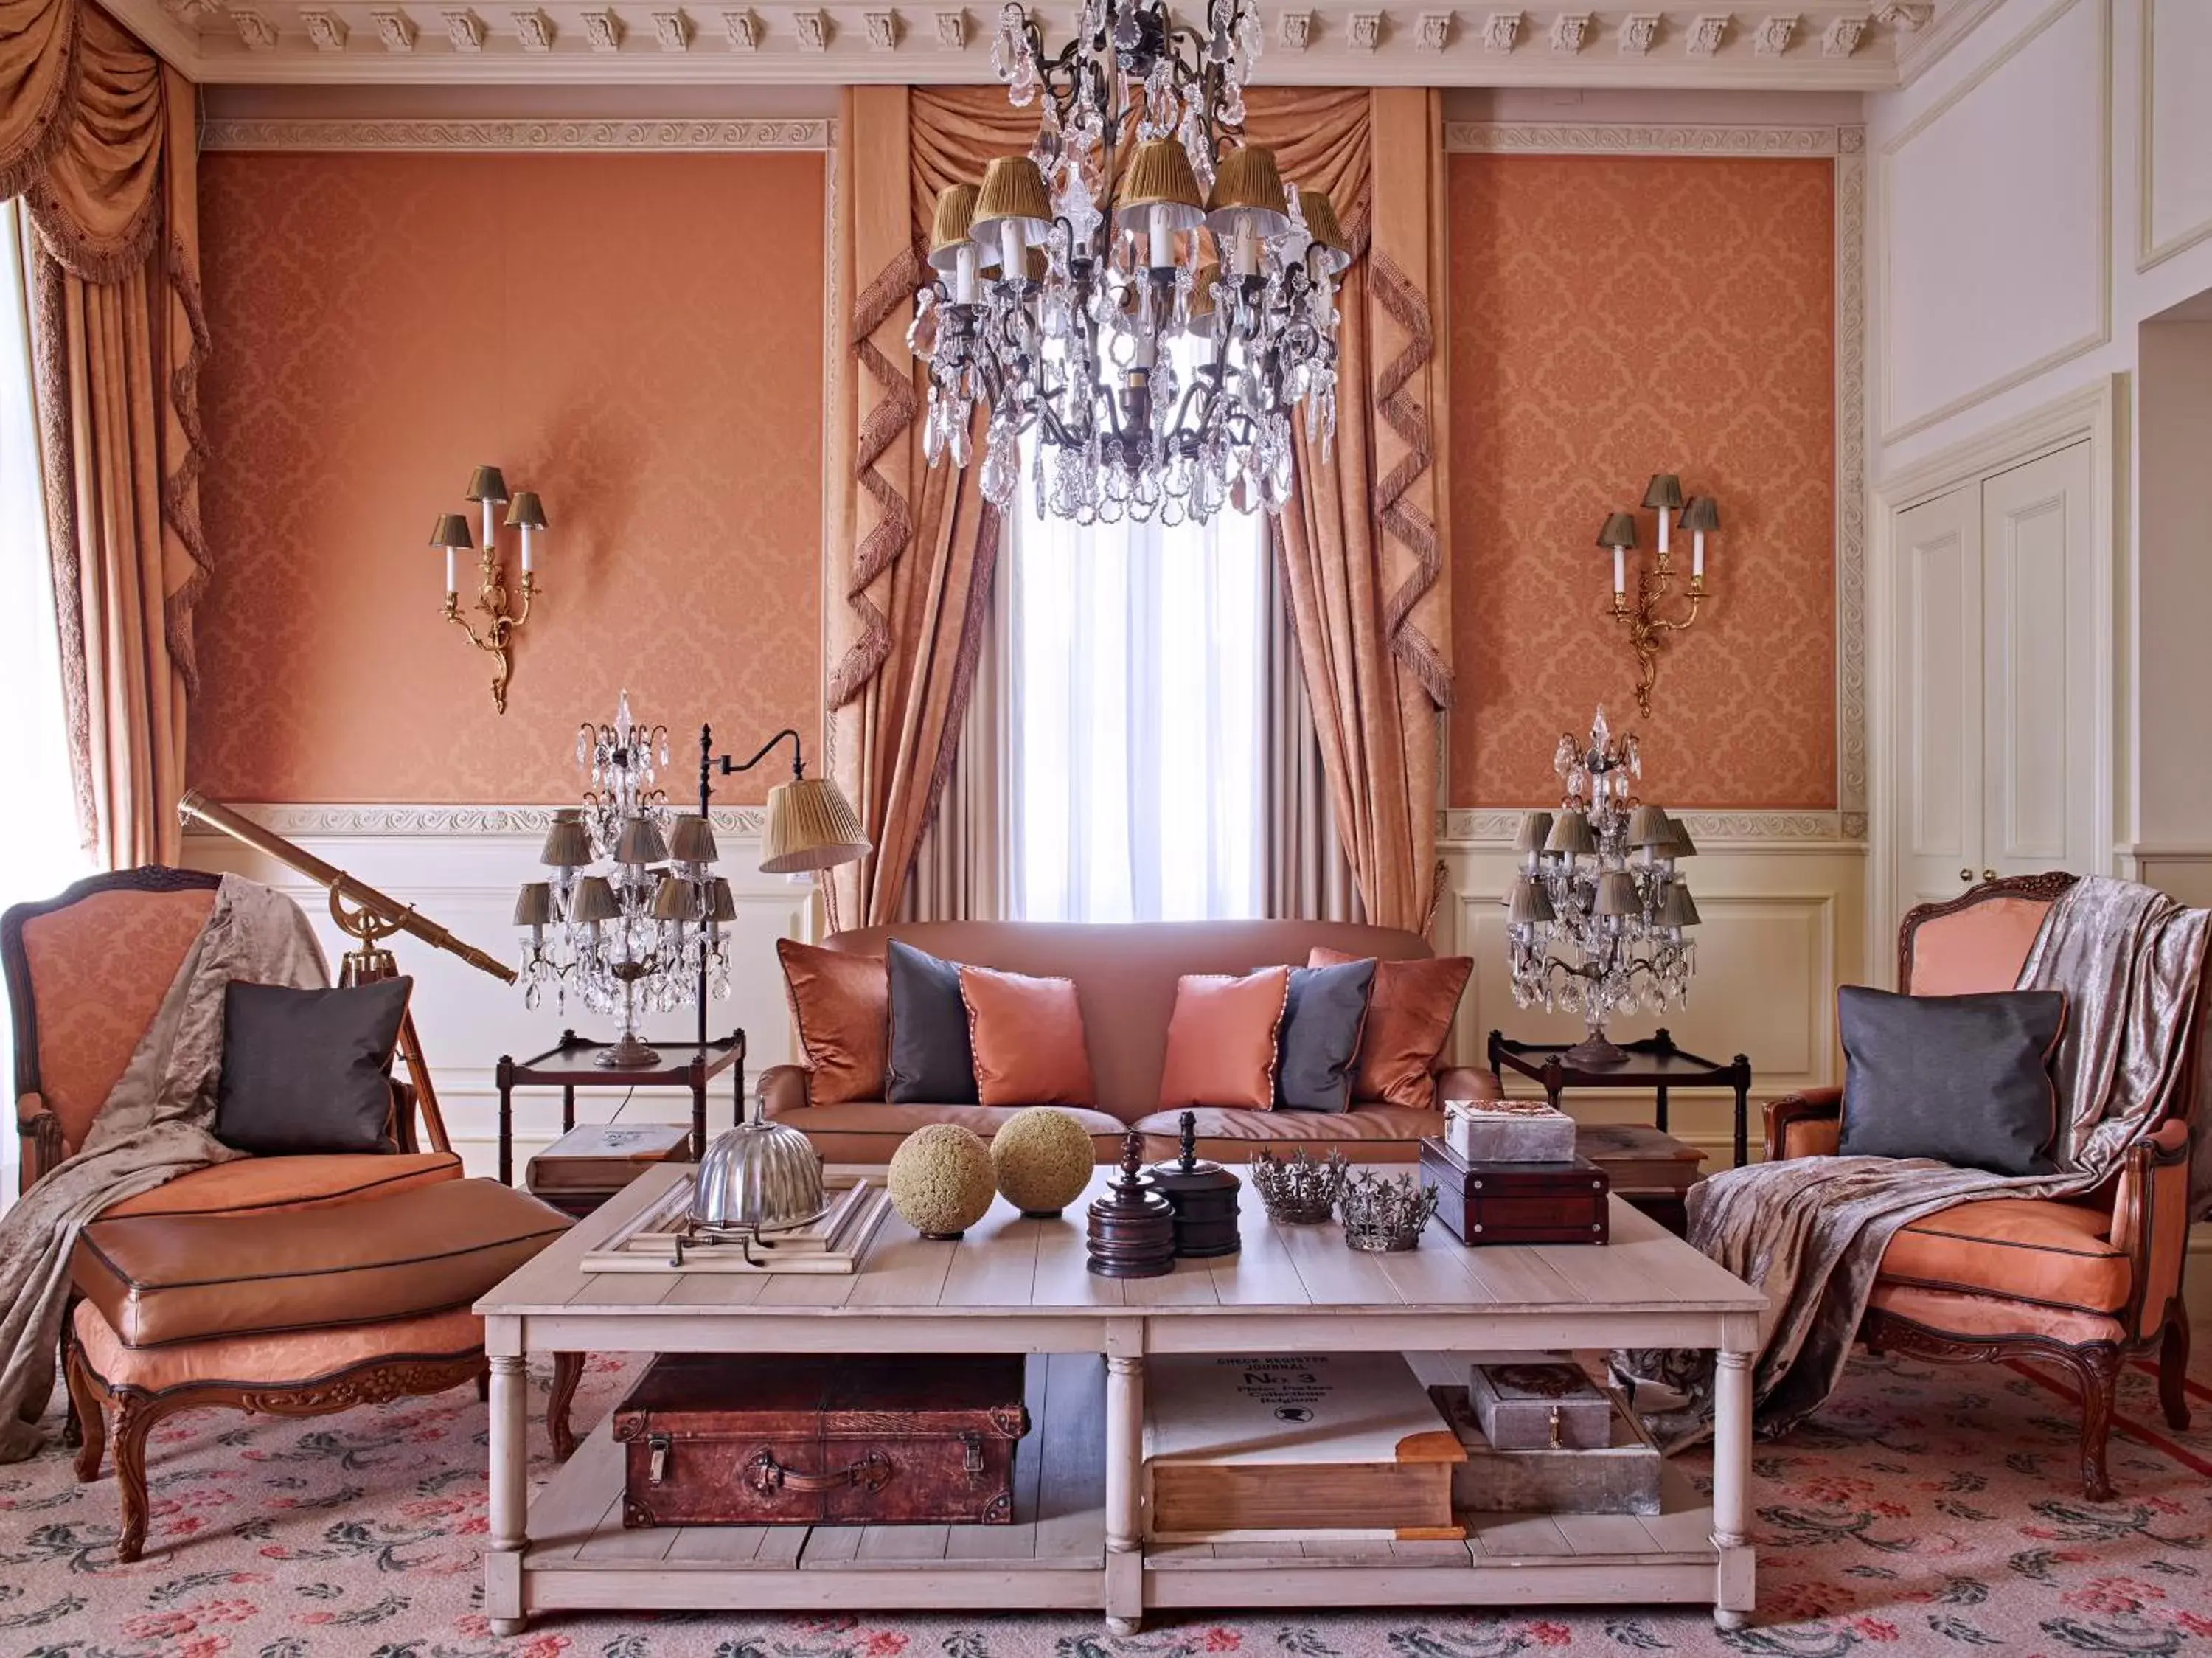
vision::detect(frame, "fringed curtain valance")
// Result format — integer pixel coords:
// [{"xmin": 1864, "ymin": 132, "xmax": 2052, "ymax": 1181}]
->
[
  {"xmin": 1, "ymin": 0, "xmax": 204, "ymax": 868},
  {"xmin": 824, "ymin": 85, "xmax": 1450, "ymax": 934}
]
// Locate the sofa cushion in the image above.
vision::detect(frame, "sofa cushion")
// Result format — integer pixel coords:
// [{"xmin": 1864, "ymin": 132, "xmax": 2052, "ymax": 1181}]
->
[
  {"xmin": 1837, "ymin": 985, "xmax": 2065, "ymax": 1176},
  {"xmin": 73, "ymin": 1178, "xmax": 569, "ymax": 1348},
  {"xmin": 779, "ymin": 939, "xmax": 888, "ymax": 1106},
  {"xmin": 98, "ymin": 1151, "xmax": 462, "ymax": 1219},
  {"xmin": 1132, "ymin": 1105, "xmax": 1440, "ymax": 1163},
  {"xmin": 74, "ymin": 1297, "xmax": 484, "ymax": 1392},
  {"xmin": 886, "ymin": 940, "xmax": 978, "ymax": 1105},
  {"xmin": 1159, "ymin": 969, "xmax": 1290, "ymax": 1111},
  {"xmin": 961, "ymin": 965, "xmax": 1098, "ymax": 1107},
  {"xmin": 215, "ymin": 978, "xmax": 414, "ymax": 1155},
  {"xmin": 1276, "ymin": 959, "xmax": 1376, "ymax": 1114},
  {"xmin": 776, "ymin": 1101, "xmax": 1127, "ymax": 1165},
  {"xmin": 1310, "ymin": 948, "xmax": 1471, "ymax": 1111},
  {"xmin": 1879, "ymin": 1197, "xmax": 2129, "ymax": 1315}
]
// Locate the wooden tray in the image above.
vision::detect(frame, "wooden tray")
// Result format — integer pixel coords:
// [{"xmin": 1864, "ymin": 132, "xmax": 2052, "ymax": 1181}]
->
[{"xmin": 580, "ymin": 1174, "xmax": 893, "ymax": 1274}]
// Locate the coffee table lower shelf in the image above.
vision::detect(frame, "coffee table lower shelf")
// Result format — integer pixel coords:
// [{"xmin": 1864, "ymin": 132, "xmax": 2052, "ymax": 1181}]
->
[{"xmin": 515, "ymin": 1355, "xmax": 1726, "ymax": 1623}]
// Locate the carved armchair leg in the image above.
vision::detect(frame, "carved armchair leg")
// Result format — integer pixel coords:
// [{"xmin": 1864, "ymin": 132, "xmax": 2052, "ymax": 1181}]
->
[
  {"xmin": 109, "ymin": 1395, "xmax": 158, "ymax": 1564},
  {"xmin": 549, "ymin": 1352, "xmax": 583, "ymax": 1460},
  {"xmin": 64, "ymin": 1342, "xmax": 105, "ymax": 1484},
  {"xmin": 58, "ymin": 1300, "xmax": 83, "ymax": 1449},
  {"xmin": 2159, "ymin": 1304, "xmax": 2191, "ymax": 1432},
  {"xmin": 2070, "ymin": 1345, "xmax": 2122, "ymax": 1503}
]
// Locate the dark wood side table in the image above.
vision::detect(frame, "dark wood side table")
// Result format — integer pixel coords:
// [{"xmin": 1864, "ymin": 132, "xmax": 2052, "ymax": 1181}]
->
[
  {"xmin": 1488, "ymin": 1027, "xmax": 1754, "ymax": 1169},
  {"xmin": 495, "ymin": 1028, "xmax": 745, "ymax": 1187}
]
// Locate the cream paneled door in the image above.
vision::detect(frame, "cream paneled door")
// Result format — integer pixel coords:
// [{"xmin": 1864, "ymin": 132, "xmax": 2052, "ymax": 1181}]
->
[{"xmin": 1890, "ymin": 441, "xmax": 2097, "ymax": 926}]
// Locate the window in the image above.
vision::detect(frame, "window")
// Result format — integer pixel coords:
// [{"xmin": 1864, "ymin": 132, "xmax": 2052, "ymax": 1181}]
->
[{"xmin": 1009, "ymin": 452, "xmax": 1268, "ymax": 924}]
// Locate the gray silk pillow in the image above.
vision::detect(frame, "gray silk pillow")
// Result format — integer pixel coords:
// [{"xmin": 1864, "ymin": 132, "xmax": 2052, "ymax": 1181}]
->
[
  {"xmin": 1276, "ymin": 958, "xmax": 1377, "ymax": 1114},
  {"xmin": 214, "ymin": 977, "xmax": 412, "ymax": 1155},
  {"xmin": 886, "ymin": 940, "xmax": 979, "ymax": 1104},
  {"xmin": 1837, "ymin": 985, "xmax": 2067, "ymax": 1177}
]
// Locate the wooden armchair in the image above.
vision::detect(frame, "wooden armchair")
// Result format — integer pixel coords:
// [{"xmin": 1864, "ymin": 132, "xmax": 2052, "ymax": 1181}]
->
[
  {"xmin": 1764, "ymin": 873, "xmax": 2194, "ymax": 1500},
  {"xmin": 5, "ymin": 867, "xmax": 581, "ymax": 1561}
]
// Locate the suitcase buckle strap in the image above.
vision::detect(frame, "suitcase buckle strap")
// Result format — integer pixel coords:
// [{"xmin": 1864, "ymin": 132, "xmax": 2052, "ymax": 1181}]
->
[
  {"xmin": 747, "ymin": 1449, "xmax": 894, "ymax": 1495},
  {"xmin": 648, "ymin": 1433, "xmax": 672, "ymax": 1485},
  {"xmin": 961, "ymin": 1432, "xmax": 984, "ymax": 1475}
]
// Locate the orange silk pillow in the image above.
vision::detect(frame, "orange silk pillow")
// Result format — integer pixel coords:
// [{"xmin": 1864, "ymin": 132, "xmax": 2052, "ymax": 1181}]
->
[
  {"xmin": 1307, "ymin": 948, "xmax": 1472, "ymax": 1111},
  {"xmin": 1158, "ymin": 968, "xmax": 1292, "ymax": 1111},
  {"xmin": 958, "ymin": 965, "xmax": 1099, "ymax": 1107},
  {"xmin": 776, "ymin": 939, "xmax": 888, "ymax": 1106}
]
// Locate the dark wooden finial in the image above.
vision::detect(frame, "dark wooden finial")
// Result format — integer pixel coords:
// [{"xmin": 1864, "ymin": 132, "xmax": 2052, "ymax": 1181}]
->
[
  {"xmin": 1119, "ymin": 1130, "xmax": 1144, "ymax": 1182},
  {"xmin": 1178, "ymin": 1109, "xmax": 1198, "ymax": 1169}
]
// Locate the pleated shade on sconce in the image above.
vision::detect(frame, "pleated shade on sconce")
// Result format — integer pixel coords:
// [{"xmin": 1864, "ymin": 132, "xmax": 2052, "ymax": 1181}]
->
[
  {"xmin": 762, "ymin": 776, "xmax": 873, "ymax": 875},
  {"xmin": 1680, "ymin": 496, "xmax": 1720, "ymax": 534},
  {"xmin": 430, "ymin": 513, "xmax": 473, "ymax": 551},
  {"xmin": 465, "ymin": 465, "xmax": 509, "ymax": 506},
  {"xmin": 1596, "ymin": 512, "xmax": 1638, "ymax": 551},
  {"xmin": 1641, "ymin": 473, "xmax": 1683, "ymax": 513},
  {"xmin": 504, "ymin": 490, "xmax": 548, "ymax": 531}
]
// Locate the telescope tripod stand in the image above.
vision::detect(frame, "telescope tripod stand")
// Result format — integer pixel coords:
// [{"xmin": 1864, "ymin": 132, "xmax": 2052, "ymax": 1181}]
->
[{"xmin": 330, "ymin": 887, "xmax": 453, "ymax": 1155}]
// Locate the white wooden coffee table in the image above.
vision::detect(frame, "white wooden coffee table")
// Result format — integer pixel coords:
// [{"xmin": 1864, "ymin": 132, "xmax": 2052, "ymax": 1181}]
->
[{"xmin": 479, "ymin": 1163, "xmax": 1764, "ymax": 1634}]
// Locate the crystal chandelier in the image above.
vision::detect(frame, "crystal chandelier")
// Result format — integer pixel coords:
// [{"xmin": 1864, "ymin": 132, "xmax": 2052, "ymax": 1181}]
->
[
  {"xmin": 909, "ymin": 0, "xmax": 1349, "ymax": 527},
  {"xmin": 513, "ymin": 692, "xmax": 734, "ymax": 1069},
  {"xmin": 1503, "ymin": 708, "xmax": 1702, "ymax": 1068}
]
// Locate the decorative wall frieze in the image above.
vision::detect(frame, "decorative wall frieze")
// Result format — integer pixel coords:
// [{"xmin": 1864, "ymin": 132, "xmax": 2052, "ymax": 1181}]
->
[
  {"xmin": 1440, "ymin": 809, "xmax": 1864, "ymax": 844},
  {"xmin": 1416, "ymin": 12, "xmax": 1454, "ymax": 51},
  {"xmin": 1482, "ymin": 9, "xmax": 1522, "ymax": 49},
  {"xmin": 512, "ymin": 8, "xmax": 554, "ymax": 48},
  {"xmin": 198, "ymin": 115, "xmax": 835, "ymax": 150},
  {"xmin": 369, "ymin": 7, "xmax": 416, "ymax": 49},
  {"xmin": 651, "ymin": 8, "xmax": 690, "ymax": 49},
  {"xmin": 230, "ymin": 6, "xmax": 279, "ymax": 48},
  {"xmin": 1445, "ymin": 121, "xmax": 1840, "ymax": 155},
  {"xmin": 723, "ymin": 7, "xmax": 758, "ymax": 46},
  {"xmin": 1685, "ymin": 12, "xmax": 1731, "ymax": 52},
  {"xmin": 1753, "ymin": 13, "xmax": 1799, "ymax": 52},
  {"xmin": 1278, "ymin": 9, "xmax": 1311, "ymax": 49},
  {"xmin": 300, "ymin": 9, "xmax": 349, "ymax": 49},
  {"xmin": 1346, "ymin": 11, "xmax": 1383, "ymax": 51},
  {"xmin": 181, "ymin": 802, "xmax": 775, "ymax": 838},
  {"xmin": 1620, "ymin": 13, "xmax": 1662, "ymax": 53},
  {"xmin": 441, "ymin": 7, "xmax": 485, "ymax": 49},
  {"xmin": 1823, "ymin": 13, "xmax": 1868, "ymax": 52},
  {"xmin": 1549, "ymin": 10, "xmax": 1591, "ymax": 51},
  {"xmin": 580, "ymin": 6, "xmax": 621, "ymax": 46},
  {"xmin": 932, "ymin": 7, "xmax": 964, "ymax": 46}
]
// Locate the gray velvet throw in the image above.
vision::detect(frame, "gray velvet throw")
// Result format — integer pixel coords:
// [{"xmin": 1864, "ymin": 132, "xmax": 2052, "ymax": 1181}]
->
[
  {"xmin": 0, "ymin": 876, "xmax": 328, "ymax": 1463},
  {"xmin": 1620, "ymin": 875, "xmax": 2212, "ymax": 1446}
]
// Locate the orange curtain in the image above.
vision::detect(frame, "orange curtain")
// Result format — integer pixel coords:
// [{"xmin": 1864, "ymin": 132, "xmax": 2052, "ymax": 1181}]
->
[{"xmin": 2, "ymin": 0, "xmax": 203, "ymax": 868}]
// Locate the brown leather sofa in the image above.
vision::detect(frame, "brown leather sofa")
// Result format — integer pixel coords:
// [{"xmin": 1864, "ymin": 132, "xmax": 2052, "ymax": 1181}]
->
[
  {"xmin": 759, "ymin": 919, "xmax": 1495, "ymax": 1163},
  {"xmin": 1764, "ymin": 873, "xmax": 2197, "ymax": 1501}
]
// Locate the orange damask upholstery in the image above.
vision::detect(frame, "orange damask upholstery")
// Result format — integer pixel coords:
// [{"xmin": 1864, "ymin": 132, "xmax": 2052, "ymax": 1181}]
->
[
  {"xmin": 21, "ymin": 886, "xmax": 215, "ymax": 1154},
  {"xmin": 72, "ymin": 1299, "xmax": 482, "ymax": 1392},
  {"xmin": 1905, "ymin": 895, "xmax": 2053, "ymax": 997},
  {"xmin": 97, "ymin": 1152, "xmax": 462, "ymax": 1219},
  {"xmin": 1880, "ymin": 1198, "xmax": 2131, "ymax": 1314}
]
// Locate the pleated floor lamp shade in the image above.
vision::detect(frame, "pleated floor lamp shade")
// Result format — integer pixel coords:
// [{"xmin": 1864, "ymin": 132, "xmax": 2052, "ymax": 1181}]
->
[{"xmin": 762, "ymin": 775, "xmax": 872, "ymax": 875}]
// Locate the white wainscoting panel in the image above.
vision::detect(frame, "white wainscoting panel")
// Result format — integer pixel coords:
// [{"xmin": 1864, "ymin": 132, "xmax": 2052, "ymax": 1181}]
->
[
  {"xmin": 2140, "ymin": 0, "xmax": 2212, "ymax": 271},
  {"xmin": 182, "ymin": 808, "xmax": 815, "ymax": 1179}
]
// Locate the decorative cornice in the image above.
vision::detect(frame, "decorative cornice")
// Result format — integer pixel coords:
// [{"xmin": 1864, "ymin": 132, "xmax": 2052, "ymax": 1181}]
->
[
  {"xmin": 181, "ymin": 802, "xmax": 770, "ymax": 836},
  {"xmin": 198, "ymin": 116, "xmax": 835, "ymax": 151},
  {"xmin": 1445, "ymin": 121, "xmax": 1840, "ymax": 155},
  {"xmin": 1440, "ymin": 809, "xmax": 1865, "ymax": 844}
]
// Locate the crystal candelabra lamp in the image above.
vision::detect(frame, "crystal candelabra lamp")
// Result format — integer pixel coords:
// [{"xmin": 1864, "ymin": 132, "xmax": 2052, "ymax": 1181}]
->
[
  {"xmin": 1503, "ymin": 708, "xmax": 1701, "ymax": 1069},
  {"xmin": 512, "ymin": 691, "xmax": 734, "ymax": 1069},
  {"xmin": 908, "ymin": 0, "xmax": 1347, "ymax": 528}
]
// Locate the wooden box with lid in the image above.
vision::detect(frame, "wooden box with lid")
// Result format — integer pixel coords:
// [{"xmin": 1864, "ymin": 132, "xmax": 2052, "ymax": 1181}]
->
[{"xmin": 1419, "ymin": 1137, "xmax": 1610, "ymax": 1246}]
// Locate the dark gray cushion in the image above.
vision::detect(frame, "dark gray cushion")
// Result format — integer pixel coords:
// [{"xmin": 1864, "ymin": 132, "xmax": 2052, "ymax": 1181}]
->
[
  {"xmin": 1276, "ymin": 958, "xmax": 1377, "ymax": 1114},
  {"xmin": 214, "ymin": 977, "xmax": 412, "ymax": 1155},
  {"xmin": 886, "ymin": 940, "xmax": 978, "ymax": 1104},
  {"xmin": 1837, "ymin": 985, "xmax": 2066, "ymax": 1177}
]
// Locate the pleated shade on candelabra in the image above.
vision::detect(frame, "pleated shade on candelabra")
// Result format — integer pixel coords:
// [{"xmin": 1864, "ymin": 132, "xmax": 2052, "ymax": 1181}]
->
[
  {"xmin": 1596, "ymin": 512, "xmax": 1638, "ymax": 551},
  {"xmin": 1641, "ymin": 473, "xmax": 1683, "ymax": 513},
  {"xmin": 1593, "ymin": 871, "xmax": 1641, "ymax": 918},
  {"xmin": 650, "ymin": 874, "xmax": 702, "ymax": 923},
  {"xmin": 973, "ymin": 156, "xmax": 1054, "ymax": 243},
  {"xmin": 1506, "ymin": 877, "xmax": 1556, "ymax": 926},
  {"xmin": 465, "ymin": 465, "xmax": 509, "ymax": 505},
  {"xmin": 668, "ymin": 814, "xmax": 720, "ymax": 865},
  {"xmin": 928, "ymin": 182, "xmax": 981, "ymax": 269},
  {"xmin": 1300, "ymin": 189, "xmax": 1353, "ymax": 274},
  {"xmin": 1664, "ymin": 816, "xmax": 1698, "ymax": 859},
  {"xmin": 1626, "ymin": 805, "xmax": 1674, "ymax": 847},
  {"xmin": 1513, "ymin": 811, "xmax": 1554, "ymax": 856},
  {"xmin": 504, "ymin": 490, "xmax": 547, "ymax": 530},
  {"xmin": 568, "ymin": 875, "xmax": 619, "ymax": 924},
  {"xmin": 1189, "ymin": 263, "xmax": 1220, "ymax": 321},
  {"xmin": 614, "ymin": 815, "xmax": 670, "ymax": 867},
  {"xmin": 1658, "ymin": 884, "xmax": 1702, "ymax": 927},
  {"xmin": 538, "ymin": 809, "xmax": 592, "ymax": 868},
  {"xmin": 429, "ymin": 512, "xmax": 473, "ymax": 551},
  {"xmin": 706, "ymin": 877, "xmax": 737, "ymax": 924},
  {"xmin": 512, "ymin": 881, "xmax": 554, "ymax": 928},
  {"xmin": 762, "ymin": 775, "xmax": 872, "ymax": 875},
  {"xmin": 1544, "ymin": 809, "xmax": 1596, "ymax": 857},
  {"xmin": 1115, "ymin": 138, "xmax": 1207, "ymax": 235},
  {"xmin": 1206, "ymin": 145, "xmax": 1291, "ymax": 237}
]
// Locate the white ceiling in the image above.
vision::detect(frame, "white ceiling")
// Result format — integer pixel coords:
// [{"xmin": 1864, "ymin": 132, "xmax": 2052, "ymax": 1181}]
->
[{"xmin": 122, "ymin": 1, "xmax": 1972, "ymax": 89}]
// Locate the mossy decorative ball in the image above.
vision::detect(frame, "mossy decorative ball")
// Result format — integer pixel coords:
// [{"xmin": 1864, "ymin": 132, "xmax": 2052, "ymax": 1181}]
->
[
  {"xmin": 887, "ymin": 1123, "xmax": 998, "ymax": 1239},
  {"xmin": 990, "ymin": 1108, "xmax": 1097, "ymax": 1218}
]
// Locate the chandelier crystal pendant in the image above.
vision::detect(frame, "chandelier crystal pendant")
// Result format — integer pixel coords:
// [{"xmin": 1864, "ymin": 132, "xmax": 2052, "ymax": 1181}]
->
[
  {"xmin": 1503, "ymin": 708, "xmax": 1702, "ymax": 1069},
  {"xmin": 909, "ymin": 0, "xmax": 1349, "ymax": 527}
]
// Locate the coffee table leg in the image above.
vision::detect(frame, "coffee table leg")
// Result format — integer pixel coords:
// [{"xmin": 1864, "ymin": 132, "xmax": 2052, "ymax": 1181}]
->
[
  {"xmin": 1105, "ymin": 1340, "xmax": 1144, "ymax": 1634},
  {"xmin": 1711, "ymin": 1336, "xmax": 1756, "ymax": 1629},
  {"xmin": 486, "ymin": 1336, "xmax": 529, "ymax": 1636}
]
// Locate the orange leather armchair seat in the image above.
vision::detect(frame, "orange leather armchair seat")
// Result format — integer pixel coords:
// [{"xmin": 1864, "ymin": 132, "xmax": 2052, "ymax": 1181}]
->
[{"xmin": 1761, "ymin": 873, "xmax": 2196, "ymax": 1500}]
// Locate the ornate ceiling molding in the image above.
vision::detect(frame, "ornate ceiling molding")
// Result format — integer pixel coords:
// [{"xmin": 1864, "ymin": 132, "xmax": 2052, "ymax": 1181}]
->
[
  {"xmin": 198, "ymin": 115, "xmax": 835, "ymax": 149},
  {"xmin": 1446, "ymin": 120, "xmax": 1840, "ymax": 154}
]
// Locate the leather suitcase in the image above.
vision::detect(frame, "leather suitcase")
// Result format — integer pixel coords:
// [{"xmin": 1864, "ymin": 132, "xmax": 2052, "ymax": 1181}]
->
[
  {"xmin": 1419, "ymin": 1137, "xmax": 1610, "ymax": 1246},
  {"xmin": 613, "ymin": 1353, "xmax": 1029, "ymax": 1527}
]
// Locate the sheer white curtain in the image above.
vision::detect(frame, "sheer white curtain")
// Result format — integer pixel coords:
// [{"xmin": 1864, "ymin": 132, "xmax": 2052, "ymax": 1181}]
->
[
  {"xmin": 0, "ymin": 203, "xmax": 90, "ymax": 1205},
  {"xmin": 1010, "ymin": 461, "xmax": 1267, "ymax": 924}
]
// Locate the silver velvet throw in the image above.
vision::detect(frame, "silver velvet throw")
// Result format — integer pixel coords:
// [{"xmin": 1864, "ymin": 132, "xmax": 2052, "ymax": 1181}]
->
[
  {"xmin": 1620, "ymin": 875, "xmax": 2212, "ymax": 1446},
  {"xmin": 0, "ymin": 877, "xmax": 327, "ymax": 1463}
]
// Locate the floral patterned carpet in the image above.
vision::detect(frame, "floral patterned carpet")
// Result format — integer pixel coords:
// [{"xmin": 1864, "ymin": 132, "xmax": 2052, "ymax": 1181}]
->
[{"xmin": 3, "ymin": 1347, "xmax": 2209, "ymax": 1658}]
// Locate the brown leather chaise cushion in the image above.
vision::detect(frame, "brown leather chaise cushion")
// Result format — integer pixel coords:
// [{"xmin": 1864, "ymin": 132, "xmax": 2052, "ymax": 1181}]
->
[{"xmin": 73, "ymin": 1178, "xmax": 570, "ymax": 1348}]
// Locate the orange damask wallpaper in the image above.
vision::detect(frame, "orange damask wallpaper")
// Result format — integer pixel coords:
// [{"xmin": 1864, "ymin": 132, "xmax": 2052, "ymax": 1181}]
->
[
  {"xmin": 191, "ymin": 151, "xmax": 826, "ymax": 804},
  {"xmin": 1449, "ymin": 153, "xmax": 1836, "ymax": 808}
]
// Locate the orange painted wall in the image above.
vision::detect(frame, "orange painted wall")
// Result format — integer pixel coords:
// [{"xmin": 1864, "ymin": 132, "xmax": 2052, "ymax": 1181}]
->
[
  {"xmin": 1448, "ymin": 153, "xmax": 1836, "ymax": 809},
  {"xmin": 190, "ymin": 150, "xmax": 826, "ymax": 805}
]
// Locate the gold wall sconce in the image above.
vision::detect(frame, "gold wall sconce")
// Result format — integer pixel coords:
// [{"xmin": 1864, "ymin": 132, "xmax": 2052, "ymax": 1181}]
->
[
  {"xmin": 1596, "ymin": 473, "xmax": 1719, "ymax": 717},
  {"xmin": 431, "ymin": 465, "xmax": 546, "ymax": 715}
]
